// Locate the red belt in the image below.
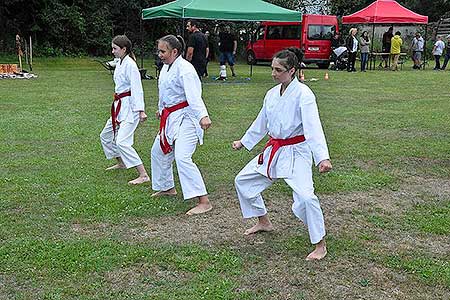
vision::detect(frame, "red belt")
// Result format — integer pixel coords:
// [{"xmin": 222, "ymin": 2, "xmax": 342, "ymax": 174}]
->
[
  {"xmin": 111, "ymin": 91, "xmax": 131, "ymax": 136},
  {"xmin": 159, "ymin": 101, "xmax": 189, "ymax": 154},
  {"xmin": 258, "ymin": 135, "xmax": 306, "ymax": 180}
]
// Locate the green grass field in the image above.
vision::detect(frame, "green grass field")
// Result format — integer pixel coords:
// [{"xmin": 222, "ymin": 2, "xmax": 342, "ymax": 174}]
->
[{"xmin": 0, "ymin": 57, "xmax": 449, "ymax": 299}]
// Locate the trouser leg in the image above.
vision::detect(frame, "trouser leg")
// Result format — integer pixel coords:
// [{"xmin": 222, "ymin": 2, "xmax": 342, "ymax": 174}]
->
[
  {"xmin": 284, "ymin": 147, "xmax": 326, "ymax": 244},
  {"xmin": 235, "ymin": 156, "xmax": 274, "ymax": 218},
  {"xmin": 441, "ymin": 55, "xmax": 450, "ymax": 70},
  {"xmin": 151, "ymin": 135, "xmax": 175, "ymax": 192},
  {"xmin": 100, "ymin": 118, "xmax": 119, "ymax": 160},
  {"xmin": 392, "ymin": 54, "xmax": 399, "ymax": 70},
  {"xmin": 174, "ymin": 118, "xmax": 207, "ymax": 200},
  {"xmin": 434, "ymin": 55, "xmax": 441, "ymax": 69},
  {"xmin": 114, "ymin": 116, "xmax": 142, "ymax": 168}
]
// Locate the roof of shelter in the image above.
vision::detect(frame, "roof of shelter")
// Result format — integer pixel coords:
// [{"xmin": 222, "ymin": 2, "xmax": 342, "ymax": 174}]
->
[
  {"xmin": 142, "ymin": 0, "xmax": 301, "ymax": 22},
  {"xmin": 342, "ymin": 0, "xmax": 428, "ymax": 24}
]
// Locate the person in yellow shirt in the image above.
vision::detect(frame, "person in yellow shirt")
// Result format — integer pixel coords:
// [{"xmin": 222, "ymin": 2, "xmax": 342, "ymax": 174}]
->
[{"xmin": 390, "ymin": 31, "xmax": 403, "ymax": 71}]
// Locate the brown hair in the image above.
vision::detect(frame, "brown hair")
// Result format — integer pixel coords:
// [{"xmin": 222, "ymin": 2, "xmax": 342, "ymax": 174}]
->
[
  {"xmin": 157, "ymin": 35, "xmax": 185, "ymax": 57},
  {"xmin": 273, "ymin": 47, "xmax": 304, "ymax": 76},
  {"xmin": 112, "ymin": 35, "xmax": 136, "ymax": 61}
]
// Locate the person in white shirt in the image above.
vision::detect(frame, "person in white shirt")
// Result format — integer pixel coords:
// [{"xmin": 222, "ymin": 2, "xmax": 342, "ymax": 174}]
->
[
  {"xmin": 232, "ymin": 48, "xmax": 332, "ymax": 261},
  {"xmin": 151, "ymin": 35, "xmax": 213, "ymax": 216},
  {"xmin": 100, "ymin": 35, "xmax": 149, "ymax": 185},
  {"xmin": 411, "ymin": 32, "xmax": 424, "ymax": 69},
  {"xmin": 432, "ymin": 35, "xmax": 445, "ymax": 70}
]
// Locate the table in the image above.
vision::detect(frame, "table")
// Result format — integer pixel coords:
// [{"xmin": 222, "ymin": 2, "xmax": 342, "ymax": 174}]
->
[{"xmin": 368, "ymin": 52, "xmax": 407, "ymax": 70}]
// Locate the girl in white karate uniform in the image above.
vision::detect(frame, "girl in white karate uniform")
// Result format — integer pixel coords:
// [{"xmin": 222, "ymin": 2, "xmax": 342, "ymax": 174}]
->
[
  {"xmin": 232, "ymin": 48, "xmax": 332, "ymax": 260},
  {"xmin": 151, "ymin": 35, "xmax": 212, "ymax": 216},
  {"xmin": 100, "ymin": 35, "xmax": 150, "ymax": 185}
]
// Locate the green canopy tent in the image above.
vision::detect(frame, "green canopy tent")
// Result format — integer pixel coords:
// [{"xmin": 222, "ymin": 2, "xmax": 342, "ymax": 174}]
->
[
  {"xmin": 141, "ymin": 0, "xmax": 301, "ymax": 76},
  {"xmin": 142, "ymin": 0, "xmax": 301, "ymax": 22}
]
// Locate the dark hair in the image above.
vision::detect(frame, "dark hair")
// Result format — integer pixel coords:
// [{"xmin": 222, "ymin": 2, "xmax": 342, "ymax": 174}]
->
[
  {"xmin": 273, "ymin": 47, "xmax": 304, "ymax": 75},
  {"xmin": 187, "ymin": 19, "xmax": 200, "ymax": 28},
  {"xmin": 157, "ymin": 35, "xmax": 185, "ymax": 57},
  {"xmin": 395, "ymin": 31, "xmax": 401, "ymax": 35},
  {"xmin": 361, "ymin": 31, "xmax": 369, "ymax": 42},
  {"xmin": 112, "ymin": 35, "xmax": 136, "ymax": 61}
]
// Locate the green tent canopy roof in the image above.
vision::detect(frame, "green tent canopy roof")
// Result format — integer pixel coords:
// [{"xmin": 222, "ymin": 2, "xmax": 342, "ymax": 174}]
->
[{"xmin": 142, "ymin": 0, "xmax": 301, "ymax": 22}]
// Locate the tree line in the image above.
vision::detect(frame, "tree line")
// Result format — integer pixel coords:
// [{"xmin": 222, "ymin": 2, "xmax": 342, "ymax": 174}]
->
[{"xmin": 1, "ymin": 0, "xmax": 447, "ymax": 57}]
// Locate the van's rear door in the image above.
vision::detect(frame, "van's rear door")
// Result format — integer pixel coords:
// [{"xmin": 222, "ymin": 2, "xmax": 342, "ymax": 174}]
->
[{"xmin": 302, "ymin": 15, "xmax": 337, "ymax": 62}]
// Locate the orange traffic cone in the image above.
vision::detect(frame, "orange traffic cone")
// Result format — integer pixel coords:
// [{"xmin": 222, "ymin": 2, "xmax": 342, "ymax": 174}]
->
[
  {"xmin": 300, "ymin": 70, "xmax": 305, "ymax": 82},
  {"xmin": 324, "ymin": 72, "xmax": 329, "ymax": 80}
]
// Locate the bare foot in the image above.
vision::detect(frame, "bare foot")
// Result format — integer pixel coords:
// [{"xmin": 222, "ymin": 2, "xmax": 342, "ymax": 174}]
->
[
  {"xmin": 106, "ymin": 163, "xmax": 126, "ymax": 170},
  {"xmin": 244, "ymin": 222, "xmax": 274, "ymax": 235},
  {"xmin": 305, "ymin": 245, "xmax": 327, "ymax": 261},
  {"xmin": 128, "ymin": 175, "xmax": 150, "ymax": 185},
  {"xmin": 151, "ymin": 188, "xmax": 177, "ymax": 197},
  {"xmin": 185, "ymin": 203, "xmax": 213, "ymax": 215}
]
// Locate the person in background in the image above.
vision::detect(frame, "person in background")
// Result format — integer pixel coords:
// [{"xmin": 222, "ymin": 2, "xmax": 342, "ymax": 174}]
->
[
  {"xmin": 440, "ymin": 35, "xmax": 450, "ymax": 70},
  {"xmin": 359, "ymin": 31, "xmax": 370, "ymax": 72},
  {"xmin": 218, "ymin": 24, "xmax": 238, "ymax": 78},
  {"xmin": 346, "ymin": 28, "xmax": 358, "ymax": 72},
  {"xmin": 232, "ymin": 48, "xmax": 332, "ymax": 261},
  {"xmin": 390, "ymin": 31, "xmax": 403, "ymax": 71},
  {"xmin": 100, "ymin": 35, "xmax": 149, "ymax": 185},
  {"xmin": 379, "ymin": 26, "xmax": 393, "ymax": 68},
  {"xmin": 432, "ymin": 35, "xmax": 445, "ymax": 70},
  {"xmin": 204, "ymin": 30, "xmax": 211, "ymax": 77},
  {"xmin": 411, "ymin": 32, "xmax": 424, "ymax": 70},
  {"xmin": 331, "ymin": 32, "xmax": 343, "ymax": 49},
  {"xmin": 186, "ymin": 19, "xmax": 209, "ymax": 79}
]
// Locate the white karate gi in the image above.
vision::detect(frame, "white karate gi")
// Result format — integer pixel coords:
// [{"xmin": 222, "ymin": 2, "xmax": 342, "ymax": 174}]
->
[
  {"xmin": 235, "ymin": 77, "xmax": 330, "ymax": 244},
  {"xmin": 151, "ymin": 55, "xmax": 209, "ymax": 200},
  {"xmin": 100, "ymin": 55, "xmax": 145, "ymax": 168}
]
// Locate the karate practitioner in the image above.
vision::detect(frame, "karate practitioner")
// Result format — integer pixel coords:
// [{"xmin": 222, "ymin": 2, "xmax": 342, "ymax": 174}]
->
[
  {"xmin": 151, "ymin": 35, "xmax": 212, "ymax": 215},
  {"xmin": 232, "ymin": 48, "xmax": 332, "ymax": 260},
  {"xmin": 100, "ymin": 35, "xmax": 150, "ymax": 185}
]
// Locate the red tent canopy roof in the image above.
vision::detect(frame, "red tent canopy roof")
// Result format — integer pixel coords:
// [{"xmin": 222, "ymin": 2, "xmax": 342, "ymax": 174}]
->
[{"xmin": 342, "ymin": 0, "xmax": 428, "ymax": 24}]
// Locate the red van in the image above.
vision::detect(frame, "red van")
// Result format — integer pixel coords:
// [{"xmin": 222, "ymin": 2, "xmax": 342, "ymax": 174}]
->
[{"xmin": 245, "ymin": 14, "xmax": 339, "ymax": 68}]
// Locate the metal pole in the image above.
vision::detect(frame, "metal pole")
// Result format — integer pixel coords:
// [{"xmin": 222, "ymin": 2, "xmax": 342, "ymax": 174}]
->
[
  {"xmin": 370, "ymin": 23, "xmax": 375, "ymax": 70},
  {"xmin": 423, "ymin": 24, "xmax": 428, "ymax": 70},
  {"xmin": 140, "ymin": 16, "xmax": 144, "ymax": 69},
  {"xmin": 30, "ymin": 36, "xmax": 33, "ymax": 71}
]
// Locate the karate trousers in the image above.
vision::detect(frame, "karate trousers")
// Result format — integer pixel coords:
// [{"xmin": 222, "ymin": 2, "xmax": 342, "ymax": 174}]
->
[
  {"xmin": 235, "ymin": 145, "xmax": 326, "ymax": 244},
  {"xmin": 151, "ymin": 117, "xmax": 207, "ymax": 200},
  {"xmin": 100, "ymin": 113, "xmax": 143, "ymax": 168}
]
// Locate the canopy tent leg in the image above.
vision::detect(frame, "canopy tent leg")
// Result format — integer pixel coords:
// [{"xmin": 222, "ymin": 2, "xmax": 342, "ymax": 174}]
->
[
  {"xmin": 422, "ymin": 24, "xmax": 428, "ymax": 70},
  {"xmin": 370, "ymin": 24, "xmax": 375, "ymax": 70},
  {"xmin": 140, "ymin": 17, "xmax": 144, "ymax": 69}
]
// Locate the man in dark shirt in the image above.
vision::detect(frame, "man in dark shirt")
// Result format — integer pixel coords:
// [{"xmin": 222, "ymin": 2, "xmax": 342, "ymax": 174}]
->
[
  {"xmin": 186, "ymin": 19, "xmax": 209, "ymax": 78},
  {"xmin": 379, "ymin": 26, "xmax": 393, "ymax": 68},
  {"xmin": 218, "ymin": 25, "xmax": 237, "ymax": 77},
  {"xmin": 331, "ymin": 32, "xmax": 343, "ymax": 49}
]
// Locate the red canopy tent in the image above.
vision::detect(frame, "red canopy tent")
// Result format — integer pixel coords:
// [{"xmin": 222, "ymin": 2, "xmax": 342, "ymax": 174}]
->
[
  {"xmin": 342, "ymin": 0, "xmax": 428, "ymax": 24},
  {"xmin": 342, "ymin": 0, "xmax": 429, "ymax": 69}
]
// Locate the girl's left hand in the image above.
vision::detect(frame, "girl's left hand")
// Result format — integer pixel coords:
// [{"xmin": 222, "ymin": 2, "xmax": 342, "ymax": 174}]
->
[
  {"xmin": 200, "ymin": 116, "xmax": 212, "ymax": 130},
  {"xmin": 139, "ymin": 111, "xmax": 148, "ymax": 122},
  {"xmin": 318, "ymin": 159, "xmax": 332, "ymax": 173}
]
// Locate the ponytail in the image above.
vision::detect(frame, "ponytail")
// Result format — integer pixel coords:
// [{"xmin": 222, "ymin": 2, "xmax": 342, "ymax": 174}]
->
[
  {"xmin": 273, "ymin": 47, "xmax": 304, "ymax": 74},
  {"xmin": 158, "ymin": 35, "xmax": 185, "ymax": 57}
]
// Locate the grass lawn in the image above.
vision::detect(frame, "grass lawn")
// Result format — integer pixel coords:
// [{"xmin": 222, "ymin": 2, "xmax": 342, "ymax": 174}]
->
[{"xmin": 0, "ymin": 57, "xmax": 449, "ymax": 299}]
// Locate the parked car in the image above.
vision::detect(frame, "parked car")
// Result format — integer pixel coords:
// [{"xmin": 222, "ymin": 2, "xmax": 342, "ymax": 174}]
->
[{"xmin": 245, "ymin": 14, "xmax": 339, "ymax": 69}]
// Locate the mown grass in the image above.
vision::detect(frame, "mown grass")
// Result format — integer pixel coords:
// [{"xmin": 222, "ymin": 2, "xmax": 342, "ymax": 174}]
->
[{"xmin": 1, "ymin": 57, "xmax": 449, "ymax": 299}]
